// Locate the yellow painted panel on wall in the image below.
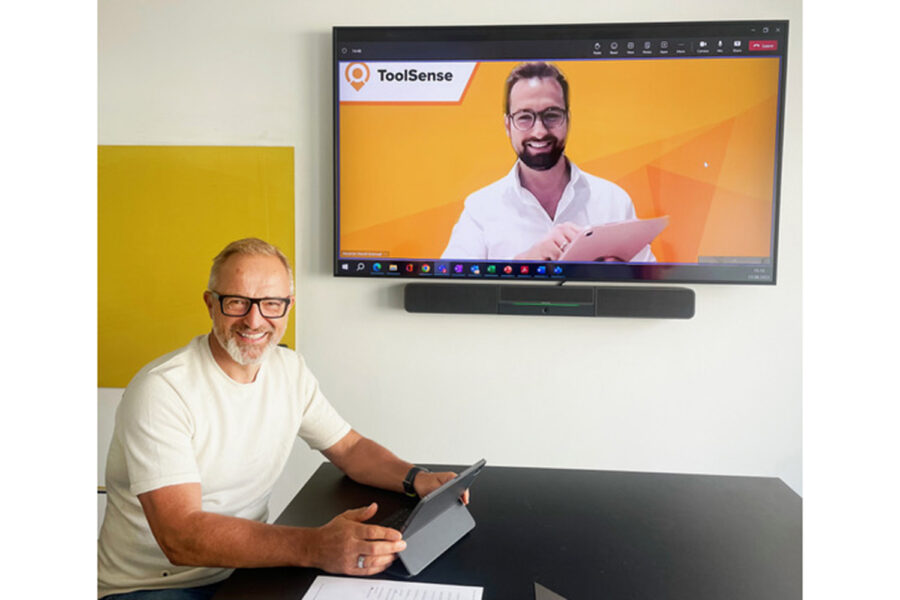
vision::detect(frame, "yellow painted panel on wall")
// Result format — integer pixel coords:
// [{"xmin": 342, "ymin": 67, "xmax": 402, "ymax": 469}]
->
[{"xmin": 98, "ymin": 146, "xmax": 295, "ymax": 388}]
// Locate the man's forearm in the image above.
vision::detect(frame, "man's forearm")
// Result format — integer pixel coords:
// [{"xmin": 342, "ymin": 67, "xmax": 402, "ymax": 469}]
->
[
  {"xmin": 322, "ymin": 430, "xmax": 461, "ymax": 501},
  {"xmin": 330, "ymin": 435, "xmax": 412, "ymax": 493},
  {"xmin": 154, "ymin": 511, "xmax": 316, "ymax": 569}
]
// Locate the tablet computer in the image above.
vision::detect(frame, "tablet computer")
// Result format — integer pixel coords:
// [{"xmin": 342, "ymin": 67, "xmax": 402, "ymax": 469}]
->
[
  {"xmin": 381, "ymin": 459, "xmax": 486, "ymax": 577},
  {"xmin": 559, "ymin": 216, "xmax": 669, "ymax": 262}
]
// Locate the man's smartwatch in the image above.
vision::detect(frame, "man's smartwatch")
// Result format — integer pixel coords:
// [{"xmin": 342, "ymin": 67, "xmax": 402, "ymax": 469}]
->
[{"xmin": 403, "ymin": 465, "xmax": 430, "ymax": 497}]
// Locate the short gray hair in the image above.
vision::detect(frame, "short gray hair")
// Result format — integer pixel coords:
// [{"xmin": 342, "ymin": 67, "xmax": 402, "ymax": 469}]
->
[{"xmin": 208, "ymin": 238, "xmax": 294, "ymax": 294}]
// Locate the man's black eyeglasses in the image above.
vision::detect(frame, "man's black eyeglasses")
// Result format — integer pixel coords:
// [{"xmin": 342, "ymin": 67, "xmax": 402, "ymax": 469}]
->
[
  {"xmin": 209, "ymin": 291, "xmax": 291, "ymax": 318},
  {"xmin": 508, "ymin": 107, "xmax": 568, "ymax": 132}
]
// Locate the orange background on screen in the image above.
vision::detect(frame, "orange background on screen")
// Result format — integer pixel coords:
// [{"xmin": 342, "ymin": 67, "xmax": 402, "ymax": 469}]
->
[{"xmin": 339, "ymin": 57, "xmax": 781, "ymax": 262}]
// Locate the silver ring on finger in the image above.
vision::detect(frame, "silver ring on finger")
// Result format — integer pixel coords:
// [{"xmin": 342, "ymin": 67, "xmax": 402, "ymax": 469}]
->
[{"xmin": 357, "ymin": 554, "xmax": 365, "ymax": 569}]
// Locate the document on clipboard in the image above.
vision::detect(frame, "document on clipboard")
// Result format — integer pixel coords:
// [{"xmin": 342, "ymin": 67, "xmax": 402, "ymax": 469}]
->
[{"xmin": 558, "ymin": 216, "xmax": 669, "ymax": 262}]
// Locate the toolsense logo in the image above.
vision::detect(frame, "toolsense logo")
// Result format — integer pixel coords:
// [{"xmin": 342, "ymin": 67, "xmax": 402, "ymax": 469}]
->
[
  {"xmin": 346, "ymin": 62, "xmax": 454, "ymax": 91},
  {"xmin": 340, "ymin": 61, "xmax": 477, "ymax": 103}
]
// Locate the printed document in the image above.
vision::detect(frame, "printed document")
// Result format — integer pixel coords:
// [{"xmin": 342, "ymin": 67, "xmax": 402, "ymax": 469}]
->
[{"xmin": 301, "ymin": 575, "xmax": 483, "ymax": 600}]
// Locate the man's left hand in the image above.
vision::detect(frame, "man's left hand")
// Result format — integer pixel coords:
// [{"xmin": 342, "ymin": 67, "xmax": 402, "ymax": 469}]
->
[{"xmin": 413, "ymin": 471, "xmax": 471, "ymax": 505}]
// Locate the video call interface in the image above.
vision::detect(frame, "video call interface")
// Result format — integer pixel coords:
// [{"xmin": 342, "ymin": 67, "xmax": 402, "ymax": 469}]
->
[{"xmin": 334, "ymin": 22, "xmax": 788, "ymax": 284}]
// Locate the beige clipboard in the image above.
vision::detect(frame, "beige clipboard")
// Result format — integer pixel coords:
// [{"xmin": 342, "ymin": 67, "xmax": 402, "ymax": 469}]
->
[{"xmin": 559, "ymin": 216, "xmax": 669, "ymax": 262}]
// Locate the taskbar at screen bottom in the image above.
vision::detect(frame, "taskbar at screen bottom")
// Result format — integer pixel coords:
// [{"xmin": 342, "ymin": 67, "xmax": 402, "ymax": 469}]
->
[
  {"xmin": 335, "ymin": 259, "xmax": 775, "ymax": 284},
  {"xmin": 338, "ymin": 258, "xmax": 565, "ymax": 279}
]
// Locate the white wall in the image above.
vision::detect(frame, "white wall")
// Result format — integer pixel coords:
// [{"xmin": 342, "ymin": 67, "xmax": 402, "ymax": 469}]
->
[{"xmin": 98, "ymin": 0, "xmax": 802, "ymax": 521}]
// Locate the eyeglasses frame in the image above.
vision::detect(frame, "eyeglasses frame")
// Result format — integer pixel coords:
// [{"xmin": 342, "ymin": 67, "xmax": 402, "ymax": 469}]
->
[
  {"xmin": 507, "ymin": 106, "xmax": 569, "ymax": 132},
  {"xmin": 208, "ymin": 291, "xmax": 292, "ymax": 319}
]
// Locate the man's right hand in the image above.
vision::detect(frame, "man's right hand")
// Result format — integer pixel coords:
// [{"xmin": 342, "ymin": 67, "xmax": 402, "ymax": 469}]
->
[
  {"xmin": 514, "ymin": 222, "xmax": 583, "ymax": 260},
  {"xmin": 307, "ymin": 503, "xmax": 406, "ymax": 575}
]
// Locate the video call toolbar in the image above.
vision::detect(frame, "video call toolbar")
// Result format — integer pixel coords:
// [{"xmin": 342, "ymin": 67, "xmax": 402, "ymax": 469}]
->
[{"xmin": 587, "ymin": 36, "xmax": 779, "ymax": 57}]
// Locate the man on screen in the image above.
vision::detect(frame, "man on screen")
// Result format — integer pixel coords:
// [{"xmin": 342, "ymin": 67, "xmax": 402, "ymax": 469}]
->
[
  {"xmin": 441, "ymin": 61, "xmax": 655, "ymax": 262},
  {"xmin": 98, "ymin": 238, "xmax": 467, "ymax": 599}
]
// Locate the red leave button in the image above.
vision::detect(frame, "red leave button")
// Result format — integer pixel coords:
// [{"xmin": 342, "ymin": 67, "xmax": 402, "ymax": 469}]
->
[{"xmin": 749, "ymin": 40, "xmax": 778, "ymax": 51}]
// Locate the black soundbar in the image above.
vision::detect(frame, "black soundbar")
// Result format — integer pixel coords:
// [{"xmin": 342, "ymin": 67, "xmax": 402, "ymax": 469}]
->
[{"xmin": 404, "ymin": 283, "xmax": 694, "ymax": 318}]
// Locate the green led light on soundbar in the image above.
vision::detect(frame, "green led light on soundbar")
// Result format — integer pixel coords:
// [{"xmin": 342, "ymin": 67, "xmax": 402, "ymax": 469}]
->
[{"xmin": 507, "ymin": 301, "xmax": 584, "ymax": 308}]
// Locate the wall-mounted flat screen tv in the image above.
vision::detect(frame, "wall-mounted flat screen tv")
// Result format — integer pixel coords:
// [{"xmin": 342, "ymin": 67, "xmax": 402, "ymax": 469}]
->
[{"xmin": 333, "ymin": 21, "xmax": 788, "ymax": 284}]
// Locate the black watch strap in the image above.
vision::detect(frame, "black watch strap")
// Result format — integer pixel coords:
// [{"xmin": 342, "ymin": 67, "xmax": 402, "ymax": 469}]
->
[{"xmin": 403, "ymin": 465, "xmax": 430, "ymax": 497}]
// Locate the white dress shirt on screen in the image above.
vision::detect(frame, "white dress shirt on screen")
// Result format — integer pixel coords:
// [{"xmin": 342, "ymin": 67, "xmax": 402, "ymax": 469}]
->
[{"xmin": 441, "ymin": 160, "xmax": 655, "ymax": 262}]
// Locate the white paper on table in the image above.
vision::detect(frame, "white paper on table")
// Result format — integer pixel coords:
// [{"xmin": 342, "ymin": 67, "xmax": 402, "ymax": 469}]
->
[{"xmin": 300, "ymin": 575, "xmax": 483, "ymax": 600}]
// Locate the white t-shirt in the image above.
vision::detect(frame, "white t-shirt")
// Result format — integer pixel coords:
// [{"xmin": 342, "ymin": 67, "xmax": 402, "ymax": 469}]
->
[
  {"xmin": 441, "ymin": 160, "xmax": 655, "ymax": 262},
  {"xmin": 97, "ymin": 335, "xmax": 351, "ymax": 598}
]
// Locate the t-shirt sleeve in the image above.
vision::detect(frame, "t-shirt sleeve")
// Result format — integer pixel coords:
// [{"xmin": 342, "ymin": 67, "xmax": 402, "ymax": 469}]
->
[
  {"xmin": 116, "ymin": 375, "xmax": 201, "ymax": 497},
  {"xmin": 295, "ymin": 356, "xmax": 351, "ymax": 451}
]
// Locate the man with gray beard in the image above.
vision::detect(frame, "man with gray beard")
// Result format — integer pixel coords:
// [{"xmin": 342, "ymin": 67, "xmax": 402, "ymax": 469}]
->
[{"xmin": 98, "ymin": 238, "xmax": 465, "ymax": 599}]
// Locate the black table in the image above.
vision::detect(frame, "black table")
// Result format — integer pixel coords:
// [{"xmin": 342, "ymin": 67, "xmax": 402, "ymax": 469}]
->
[{"xmin": 214, "ymin": 463, "xmax": 801, "ymax": 599}]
